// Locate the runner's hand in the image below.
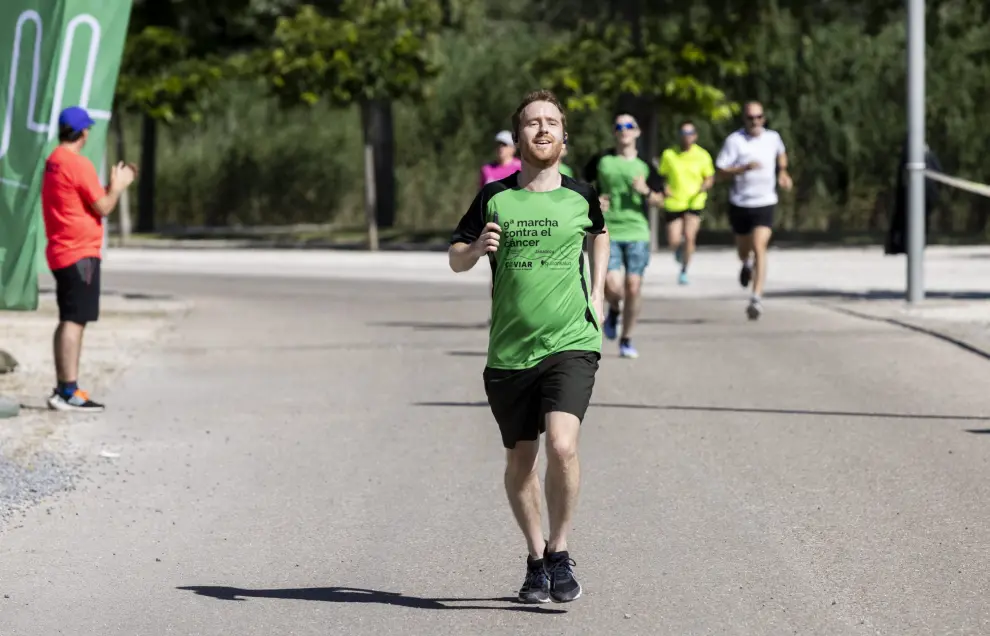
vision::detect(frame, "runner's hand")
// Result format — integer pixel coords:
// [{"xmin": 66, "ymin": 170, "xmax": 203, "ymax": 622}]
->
[
  {"xmin": 473, "ymin": 222, "xmax": 501, "ymax": 257},
  {"xmin": 599, "ymin": 195, "xmax": 610, "ymax": 213},
  {"xmin": 778, "ymin": 171, "xmax": 793, "ymax": 191},
  {"xmin": 745, "ymin": 160, "xmax": 761, "ymax": 171},
  {"xmin": 592, "ymin": 294, "xmax": 605, "ymax": 327}
]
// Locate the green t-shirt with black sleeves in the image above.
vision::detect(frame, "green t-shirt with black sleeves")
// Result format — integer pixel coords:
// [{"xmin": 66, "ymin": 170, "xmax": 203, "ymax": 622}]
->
[
  {"xmin": 583, "ymin": 149, "xmax": 665, "ymax": 243},
  {"xmin": 450, "ymin": 173, "xmax": 607, "ymax": 370}
]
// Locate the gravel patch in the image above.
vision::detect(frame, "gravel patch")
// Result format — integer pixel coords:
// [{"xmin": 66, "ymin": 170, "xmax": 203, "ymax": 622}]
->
[{"xmin": 0, "ymin": 452, "xmax": 80, "ymax": 522}]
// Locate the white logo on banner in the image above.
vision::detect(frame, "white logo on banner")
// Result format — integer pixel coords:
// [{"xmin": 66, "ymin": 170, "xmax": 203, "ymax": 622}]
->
[{"xmin": 1, "ymin": 10, "xmax": 111, "ymax": 188}]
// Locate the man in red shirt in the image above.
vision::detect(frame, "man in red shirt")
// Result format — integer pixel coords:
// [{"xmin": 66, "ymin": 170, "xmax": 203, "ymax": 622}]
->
[{"xmin": 41, "ymin": 106, "xmax": 137, "ymax": 411}]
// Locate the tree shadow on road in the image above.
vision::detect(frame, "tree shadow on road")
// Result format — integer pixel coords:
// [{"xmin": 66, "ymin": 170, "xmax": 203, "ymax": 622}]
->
[
  {"xmin": 176, "ymin": 585, "xmax": 564, "ymax": 614},
  {"xmin": 414, "ymin": 401, "xmax": 989, "ymax": 422},
  {"xmin": 371, "ymin": 320, "xmax": 489, "ymax": 331},
  {"xmin": 766, "ymin": 288, "xmax": 990, "ymax": 301}
]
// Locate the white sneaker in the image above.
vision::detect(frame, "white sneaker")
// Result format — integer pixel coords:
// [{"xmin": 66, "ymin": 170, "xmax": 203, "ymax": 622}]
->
[{"xmin": 746, "ymin": 298, "xmax": 763, "ymax": 321}]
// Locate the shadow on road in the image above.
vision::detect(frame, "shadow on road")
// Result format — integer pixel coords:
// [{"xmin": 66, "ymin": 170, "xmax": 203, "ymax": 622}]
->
[
  {"xmin": 637, "ymin": 318, "xmax": 708, "ymax": 325},
  {"xmin": 176, "ymin": 585, "xmax": 564, "ymax": 614},
  {"xmin": 766, "ymin": 288, "xmax": 990, "ymax": 301},
  {"xmin": 371, "ymin": 321, "xmax": 489, "ymax": 331},
  {"xmin": 415, "ymin": 401, "xmax": 989, "ymax": 422}
]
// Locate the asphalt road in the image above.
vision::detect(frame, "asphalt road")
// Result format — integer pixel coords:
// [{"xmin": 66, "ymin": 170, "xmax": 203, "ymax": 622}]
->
[{"xmin": 2, "ymin": 270, "xmax": 989, "ymax": 635}]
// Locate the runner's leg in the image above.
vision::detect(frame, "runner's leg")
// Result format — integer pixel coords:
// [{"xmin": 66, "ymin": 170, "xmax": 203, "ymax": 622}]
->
[
  {"xmin": 545, "ymin": 411, "xmax": 580, "ymax": 554},
  {"xmin": 682, "ymin": 212, "xmax": 702, "ymax": 272},
  {"xmin": 505, "ymin": 440, "xmax": 546, "ymax": 558},
  {"xmin": 751, "ymin": 225, "xmax": 772, "ymax": 298},
  {"xmin": 540, "ymin": 351, "xmax": 597, "ymax": 603},
  {"xmin": 666, "ymin": 214, "xmax": 684, "ymax": 259},
  {"xmin": 603, "ymin": 242, "xmax": 625, "ymax": 340},
  {"xmin": 620, "ymin": 274, "xmax": 643, "ymax": 340},
  {"xmin": 618, "ymin": 241, "xmax": 649, "ymax": 358}
]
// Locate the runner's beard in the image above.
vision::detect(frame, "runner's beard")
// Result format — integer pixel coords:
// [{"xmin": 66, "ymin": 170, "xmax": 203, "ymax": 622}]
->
[{"xmin": 521, "ymin": 135, "xmax": 563, "ymax": 169}]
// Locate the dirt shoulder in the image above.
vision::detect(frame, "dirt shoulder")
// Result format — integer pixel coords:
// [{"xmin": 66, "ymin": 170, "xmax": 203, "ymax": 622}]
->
[{"xmin": 0, "ymin": 291, "xmax": 190, "ymax": 522}]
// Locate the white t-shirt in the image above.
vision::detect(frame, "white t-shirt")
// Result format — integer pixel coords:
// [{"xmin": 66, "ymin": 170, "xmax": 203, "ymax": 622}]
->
[{"xmin": 716, "ymin": 128, "xmax": 786, "ymax": 207}]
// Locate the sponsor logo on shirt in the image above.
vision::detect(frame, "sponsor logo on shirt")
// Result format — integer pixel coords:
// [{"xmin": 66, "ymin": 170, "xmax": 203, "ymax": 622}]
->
[
  {"xmin": 540, "ymin": 258, "xmax": 572, "ymax": 270},
  {"xmin": 502, "ymin": 259, "xmax": 533, "ymax": 270}
]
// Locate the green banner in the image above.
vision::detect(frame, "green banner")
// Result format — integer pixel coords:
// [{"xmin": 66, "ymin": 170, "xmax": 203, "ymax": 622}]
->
[{"xmin": 0, "ymin": 0, "xmax": 132, "ymax": 310}]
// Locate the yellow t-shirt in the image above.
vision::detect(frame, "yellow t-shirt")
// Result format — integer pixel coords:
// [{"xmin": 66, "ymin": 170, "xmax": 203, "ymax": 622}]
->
[{"xmin": 658, "ymin": 145, "xmax": 715, "ymax": 212}]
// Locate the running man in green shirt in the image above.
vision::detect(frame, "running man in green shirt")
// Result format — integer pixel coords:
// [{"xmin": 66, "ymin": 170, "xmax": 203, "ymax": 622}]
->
[
  {"xmin": 583, "ymin": 113, "xmax": 665, "ymax": 359},
  {"xmin": 448, "ymin": 89, "xmax": 609, "ymax": 605},
  {"xmin": 658, "ymin": 120, "xmax": 715, "ymax": 286}
]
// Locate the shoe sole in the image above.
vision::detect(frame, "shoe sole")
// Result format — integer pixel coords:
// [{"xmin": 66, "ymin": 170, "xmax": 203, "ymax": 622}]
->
[
  {"xmin": 746, "ymin": 305, "xmax": 762, "ymax": 320},
  {"xmin": 740, "ymin": 267, "xmax": 751, "ymax": 288},
  {"xmin": 47, "ymin": 399, "xmax": 105, "ymax": 413},
  {"xmin": 517, "ymin": 594, "xmax": 551, "ymax": 604},
  {"xmin": 550, "ymin": 584, "xmax": 583, "ymax": 603}
]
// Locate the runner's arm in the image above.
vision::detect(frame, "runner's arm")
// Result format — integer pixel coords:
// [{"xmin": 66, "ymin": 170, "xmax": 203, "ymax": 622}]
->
[
  {"xmin": 776, "ymin": 135, "xmax": 790, "ymax": 178},
  {"xmin": 776, "ymin": 133, "xmax": 792, "ymax": 189},
  {"xmin": 583, "ymin": 185, "xmax": 609, "ymax": 310},
  {"xmin": 449, "ymin": 188, "xmax": 498, "ymax": 272},
  {"xmin": 701, "ymin": 151, "xmax": 716, "ymax": 192},
  {"xmin": 645, "ymin": 159, "xmax": 665, "ymax": 207},
  {"xmin": 715, "ymin": 137, "xmax": 746, "ymax": 180}
]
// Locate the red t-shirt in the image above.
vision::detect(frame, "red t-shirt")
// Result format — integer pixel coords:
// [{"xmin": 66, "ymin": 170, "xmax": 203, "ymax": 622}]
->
[{"xmin": 41, "ymin": 146, "xmax": 106, "ymax": 270}]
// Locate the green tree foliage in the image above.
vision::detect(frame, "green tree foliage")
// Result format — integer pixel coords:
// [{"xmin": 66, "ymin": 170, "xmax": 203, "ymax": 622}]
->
[
  {"xmin": 532, "ymin": 17, "xmax": 747, "ymax": 122},
  {"xmin": 115, "ymin": 27, "xmax": 230, "ymax": 123},
  {"xmin": 258, "ymin": 1, "xmax": 443, "ymax": 108},
  {"xmin": 125, "ymin": 0, "xmax": 990, "ymax": 239}
]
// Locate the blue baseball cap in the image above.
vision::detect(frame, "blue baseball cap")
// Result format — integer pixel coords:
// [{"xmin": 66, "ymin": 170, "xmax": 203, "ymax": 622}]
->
[{"xmin": 58, "ymin": 106, "xmax": 95, "ymax": 133}]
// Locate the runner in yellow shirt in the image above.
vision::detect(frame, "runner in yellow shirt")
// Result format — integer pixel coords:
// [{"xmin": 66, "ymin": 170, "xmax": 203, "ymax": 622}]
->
[{"xmin": 658, "ymin": 121, "xmax": 715, "ymax": 285}]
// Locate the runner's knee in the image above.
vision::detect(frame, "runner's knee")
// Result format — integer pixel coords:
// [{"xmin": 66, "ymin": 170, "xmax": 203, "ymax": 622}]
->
[
  {"xmin": 506, "ymin": 442, "xmax": 539, "ymax": 476},
  {"xmin": 625, "ymin": 275, "xmax": 642, "ymax": 297}
]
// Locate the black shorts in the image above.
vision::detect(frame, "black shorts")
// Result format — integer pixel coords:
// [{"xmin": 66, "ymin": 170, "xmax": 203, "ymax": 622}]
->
[
  {"xmin": 665, "ymin": 210, "xmax": 703, "ymax": 223},
  {"xmin": 52, "ymin": 257, "xmax": 101, "ymax": 324},
  {"xmin": 483, "ymin": 350, "xmax": 600, "ymax": 449},
  {"xmin": 728, "ymin": 204, "xmax": 775, "ymax": 235}
]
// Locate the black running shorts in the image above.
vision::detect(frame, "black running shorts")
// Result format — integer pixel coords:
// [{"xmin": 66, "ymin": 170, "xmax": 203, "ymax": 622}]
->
[
  {"xmin": 728, "ymin": 204, "xmax": 775, "ymax": 235},
  {"xmin": 483, "ymin": 350, "xmax": 600, "ymax": 449},
  {"xmin": 664, "ymin": 209, "xmax": 703, "ymax": 223},
  {"xmin": 52, "ymin": 257, "xmax": 101, "ymax": 324}
]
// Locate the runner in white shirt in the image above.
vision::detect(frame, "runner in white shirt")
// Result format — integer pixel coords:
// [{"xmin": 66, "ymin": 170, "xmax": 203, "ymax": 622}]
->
[{"xmin": 715, "ymin": 101, "xmax": 792, "ymax": 320}]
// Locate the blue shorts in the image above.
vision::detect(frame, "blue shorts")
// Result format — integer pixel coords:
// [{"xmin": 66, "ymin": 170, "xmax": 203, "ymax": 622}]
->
[{"xmin": 608, "ymin": 240, "xmax": 651, "ymax": 276}]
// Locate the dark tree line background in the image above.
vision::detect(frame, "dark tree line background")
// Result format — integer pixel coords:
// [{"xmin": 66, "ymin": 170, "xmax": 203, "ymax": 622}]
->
[{"xmin": 113, "ymin": 0, "xmax": 990, "ymax": 242}]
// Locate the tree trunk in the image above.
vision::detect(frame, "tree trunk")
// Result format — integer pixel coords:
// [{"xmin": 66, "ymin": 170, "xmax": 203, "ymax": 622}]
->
[
  {"xmin": 112, "ymin": 109, "xmax": 132, "ymax": 244},
  {"xmin": 363, "ymin": 142, "xmax": 380, "ymax": 251},
  {"xmin": 360, "ymin": 99, "xmax": 396, "ymax": 229},
  {"xmin": 136, "ymin": 113, "xmax": 157, "ymax": 234}
]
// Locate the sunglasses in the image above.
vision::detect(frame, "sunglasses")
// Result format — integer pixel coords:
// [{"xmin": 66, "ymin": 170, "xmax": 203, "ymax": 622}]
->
[
  {"xmin": 745, "ymin": 114, "xmax": 765, "ymax": 121},
  {"xmin": 680, "ymin": 129, "xmax": 697, "ymax": 136},
  {"xmin": 614, "ymin": 122, "xmax": 637, "ymax": 131}
]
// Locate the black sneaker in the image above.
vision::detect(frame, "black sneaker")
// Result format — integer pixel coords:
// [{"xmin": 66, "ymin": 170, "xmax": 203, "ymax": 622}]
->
[
  {"xmin": 603, "ymin": 307, "xmax": 619, "ymax": 340},
  {"xmin": 517, "ymin": 556, "xmax": 550, "ymax": 604},
  {"xmin": 46, "ymin": 388, "xmax": 105, "ymax": 412},
  {"xmin": 545, "ymin": 550, "xmax": 582, "ymax": 603},
  {"xmin": 739, "ymin": 262, "xmax": 752, "ymax": 288}
]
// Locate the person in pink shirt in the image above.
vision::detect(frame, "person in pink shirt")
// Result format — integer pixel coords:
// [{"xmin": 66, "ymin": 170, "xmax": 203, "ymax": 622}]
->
[{"xmin": 480, "ymin": 130, "xmax": 522, "ymax": 187}]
